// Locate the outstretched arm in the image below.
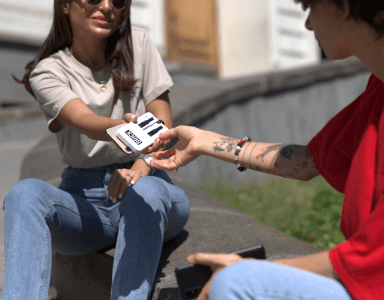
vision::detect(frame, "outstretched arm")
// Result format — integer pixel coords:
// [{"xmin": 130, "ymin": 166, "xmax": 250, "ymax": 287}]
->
[{"xmin": 151, "ymin": 126, "xmax": 319, "ymax": 181}]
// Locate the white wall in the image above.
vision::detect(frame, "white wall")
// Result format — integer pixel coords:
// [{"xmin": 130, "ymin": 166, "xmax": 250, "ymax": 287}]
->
[
  {"xmin": 0, "ymin": 0, "xmax": 53, "ymax": 46},
  {"xmin": 267, "ymin": 0, "xmax": 320, "ymax": 70},
  {"xmin": 0, "ymin": 0, "xmax": 166, "ymax": 51},
  {"xmin": 217, "ymin": 0, "xmax": 320, "ymax": 79},
  {"xmin": 217, "ymin": 0, "xmax": 270, "ymax": 78}
]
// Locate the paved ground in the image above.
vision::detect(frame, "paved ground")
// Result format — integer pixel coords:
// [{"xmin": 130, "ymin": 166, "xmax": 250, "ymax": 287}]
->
[{"xmin": 0, "ymin": 115, "xmax": 49, "ymax": 296}]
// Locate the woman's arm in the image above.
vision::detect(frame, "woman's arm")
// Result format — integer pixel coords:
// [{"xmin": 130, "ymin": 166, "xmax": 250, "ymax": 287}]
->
[
  {"xmin": 55, "ymin": 98, "xmax": 125, "ymax": 141},
  {"xmin": 55, "ymin": 91, "xmax": 172, "ymax": 143},
  {"xmin": 107, "ymin": 92, "xmax": 173, "ymax": 202},
  {"xmin": 152, "ymin": 126, "xmax": 320, "ymax": 181}
]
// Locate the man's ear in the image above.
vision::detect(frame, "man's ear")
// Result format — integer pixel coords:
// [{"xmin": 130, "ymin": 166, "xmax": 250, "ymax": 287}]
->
[
  {"xmin": 61, "ymin": 0, "xmax": 71, "ymax": 15},
  {"xmin": 337, "ymin": 0, "xmax": 350, "ymax": 21}
]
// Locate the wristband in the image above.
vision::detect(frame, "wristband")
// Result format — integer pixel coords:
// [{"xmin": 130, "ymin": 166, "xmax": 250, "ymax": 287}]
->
[
  {"xmin": 234, "ymin": 136, "xmax": 251, "ymax": 172},
  {"xmin": 137, "ymin": 155, "xmax": 156, "ymax": 175}
]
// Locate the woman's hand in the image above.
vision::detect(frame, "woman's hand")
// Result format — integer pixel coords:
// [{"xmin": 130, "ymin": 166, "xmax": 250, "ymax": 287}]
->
[
  {"xmin": 123, "ymin": 113, "xmax": 138, "ymax": 123},
  {"xmin": 123, "ymin": 113, "xmax": 169, "ymax": 154},
  {"xmin": 187, "ymin": 253, "xmax": 243, "ymax": 300},
  {"xmin": 107, "ymin": 158, "xmax": 152, "ymax": 203},
  {"xmin": 150, "ymin": 126, "xmax": 202, "ymax": 171}
]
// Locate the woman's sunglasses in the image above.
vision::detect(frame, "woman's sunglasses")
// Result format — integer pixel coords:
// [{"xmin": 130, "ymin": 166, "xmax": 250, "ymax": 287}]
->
[{"xmin": 86, "ymin": 0, "xmax": 126, "ymax": 10}]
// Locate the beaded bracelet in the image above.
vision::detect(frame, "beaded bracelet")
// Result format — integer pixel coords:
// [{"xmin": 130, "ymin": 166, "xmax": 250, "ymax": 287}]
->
[{"xmin": 234, "ymin": 136, "xmax": 252, "ymax": 172}]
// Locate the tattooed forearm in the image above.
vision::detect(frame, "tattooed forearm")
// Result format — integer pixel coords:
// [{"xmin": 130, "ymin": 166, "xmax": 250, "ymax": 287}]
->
[
  {"xmin": 257, "ymin": 144, "xmax": 281, "ymax": 161},
  {"xmin": 241, "ymin": 142, "xmax": 251, "ymax": 168},
  {"xmin": 306, "ymin": 146, "xmax": 312, "ymax": 159},
  {"xmin": 246, "ymin": 142, "xmax": 258, "ymax": 169},
  {"xmin": 279, "ymin": 144, "xmax": 308, "ymax": 161},
  {"xmin": 213, "ymin": 137, "xmax": 238, "ymax": 153},
  {"xmin": 213, "ymin": 144, "xmax": 225, "ymax": 152},
  {"xmin": 241, "ymin": 142, "xmax": 318, "ymax": 180},
  {"xmin": 257, "ymin": 144, "xmax": 309, "ymax": 161}
]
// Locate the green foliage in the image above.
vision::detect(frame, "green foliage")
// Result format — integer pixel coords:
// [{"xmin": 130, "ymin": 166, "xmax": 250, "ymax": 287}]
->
[{"xmin": 201, "ymin": 176, "xmax": 346, "ymax": 250}]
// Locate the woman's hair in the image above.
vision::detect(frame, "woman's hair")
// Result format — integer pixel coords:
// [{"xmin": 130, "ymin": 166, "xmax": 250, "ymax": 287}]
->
[
  {"xmin": 294, "ymin": 0, "xmax": 384, "ymax": 39},
  {"xmin": 14, "ymin": 0, "xmax": 136, "ymax": 96}
]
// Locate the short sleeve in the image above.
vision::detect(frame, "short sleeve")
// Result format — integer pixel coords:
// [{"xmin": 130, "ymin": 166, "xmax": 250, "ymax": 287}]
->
[
  {"xmin": 140, "ymin": 31, "xmax": 173, "ymax": 105},
  {"xmin": 29, "ymin": 61, "xmax": 79, "ymax": 127},
  {"xmin": 308, "ymin": 91, "xmax": 366, "ymax": 193}
]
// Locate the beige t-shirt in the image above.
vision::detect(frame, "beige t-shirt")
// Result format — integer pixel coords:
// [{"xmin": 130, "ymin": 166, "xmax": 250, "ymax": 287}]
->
[{"xmin": 30, "ymin": 27, "xmax": 173, "ymax": 168}]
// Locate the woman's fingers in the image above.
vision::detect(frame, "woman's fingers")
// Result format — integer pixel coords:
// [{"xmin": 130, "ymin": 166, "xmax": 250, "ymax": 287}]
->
[
  {"xmin": 108, "ymin": 170, "xmax": 124, "ymax": 203},
  {"xmin": 108, "ymin": 169, "xmax": 145, "ymax": 202},
  {"xmin": 117, "ymin": 174, "xmax": 130, "ymax": 202},
  {"xmin": 123, "ymin": 113, "xmax": 138, "ymax": 123},
  {"xmin": 129, "ymin": 170, "xmax": 141, "ymax": 186}
]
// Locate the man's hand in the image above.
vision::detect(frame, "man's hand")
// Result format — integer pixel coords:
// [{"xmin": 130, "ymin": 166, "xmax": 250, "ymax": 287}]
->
[
  {"xmin": 187, "ymin": 253, "xmax": 243, "ymax": 300},
  {"xmin": 151, "ymin": 126, "xmax": 202, "ymax": 171}
]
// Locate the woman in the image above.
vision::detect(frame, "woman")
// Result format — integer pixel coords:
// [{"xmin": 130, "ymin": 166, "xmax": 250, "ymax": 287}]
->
[
  {"xmin": 149, "ymin": 0, "xmax": 384, "ymax": 299},
  {"xmin": 3, "ymin": 0, "xmax": 190, "ymax": 299}
]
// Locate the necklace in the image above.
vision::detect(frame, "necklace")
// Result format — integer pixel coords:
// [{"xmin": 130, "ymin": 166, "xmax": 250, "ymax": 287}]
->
[{"xmin": 99, "ymin": 81, "xmax": 107, "ymax": 92}]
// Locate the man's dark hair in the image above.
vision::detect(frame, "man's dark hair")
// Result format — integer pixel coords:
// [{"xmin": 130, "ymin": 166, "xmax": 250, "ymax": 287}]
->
[{"xmin": 294, "ymin": 0, "xmax": 384, "ymax": 39}]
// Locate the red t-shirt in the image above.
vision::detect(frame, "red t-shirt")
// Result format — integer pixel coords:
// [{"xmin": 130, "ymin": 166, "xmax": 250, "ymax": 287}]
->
[{"xmin": 308, "ymin": 74, "xmax": 384, "ymax": 300}]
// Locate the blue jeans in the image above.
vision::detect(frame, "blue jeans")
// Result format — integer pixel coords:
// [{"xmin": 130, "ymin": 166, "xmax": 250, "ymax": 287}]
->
[
  {"xmin": 2, "ymin": 162, "xmax": 190, "ymax": 300},
  {"xmin": 210, "ymin": 260, "xmax": 353, "ymax": 300}
]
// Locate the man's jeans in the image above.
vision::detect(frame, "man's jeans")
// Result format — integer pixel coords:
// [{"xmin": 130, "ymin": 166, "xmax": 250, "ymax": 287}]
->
[
  {"xmin": 210, "ymin": 260, "xmax": 353, "ymax": 300},
  {"xmin": 2, "ymin": 162, "xmax": 190, "ymax": 300}
]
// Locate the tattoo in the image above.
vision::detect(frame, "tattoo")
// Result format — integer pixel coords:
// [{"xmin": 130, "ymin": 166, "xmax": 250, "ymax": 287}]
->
[
  {"xmin": 241, "ymin": 142, "xmax": 251, "ymax": 168},
  {"xmin": 213, "ymin": 138, "xmax": 237, "ymax": 153},
  {"xmin": 280, "ymin": 144, "xmax": 308, "ymax": 161},
  {"xmin": 213, "ymin": 144, "xmax": 225, "ymax": 152},
  {"xmin": 280, "ymin": 145, "xmax": 294, "ymax": 160},
  {"xmin": 248, "ymin": 143, "xmax": 257, "ymax": 169},
  {"xmin": 257, "ymin": 144, "xmax": 281, "ymax": 162},
  {"xmin": 305, "ymin": 146, "xmax": 312, "ymax": 159}
]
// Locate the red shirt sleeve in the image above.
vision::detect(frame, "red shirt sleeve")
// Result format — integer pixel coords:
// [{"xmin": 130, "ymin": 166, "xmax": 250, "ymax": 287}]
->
[{"xmin": 308, "ymin": 94, "xmax": 363, "ymax": 193}]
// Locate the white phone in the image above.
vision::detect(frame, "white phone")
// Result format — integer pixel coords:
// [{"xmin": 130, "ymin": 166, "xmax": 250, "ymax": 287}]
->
[{"xmin": 106, "ymin": 112, "xmax": 168, "ymax": 154}]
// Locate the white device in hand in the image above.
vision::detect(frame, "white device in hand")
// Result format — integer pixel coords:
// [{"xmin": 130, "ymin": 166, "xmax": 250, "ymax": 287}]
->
[{"xmin": 116, "ymin": 112, "xmax": 168, "ymax": 153}]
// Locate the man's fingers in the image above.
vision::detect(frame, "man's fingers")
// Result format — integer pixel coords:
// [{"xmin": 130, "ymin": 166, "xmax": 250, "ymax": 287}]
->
[
  {"xmin": 151, "ymin": 159, "xmax": 178, "ymax": 171},
  {"xmin": 187, "ymin": 253, "xmax": 217, "ymax": 267},
  {"xmin": 158, "ymin": 128, "xmax": 178, "ymax": 141},
  {"xmin": 153, "ymin": 149, "xmax": 174, "ymax": 159}
]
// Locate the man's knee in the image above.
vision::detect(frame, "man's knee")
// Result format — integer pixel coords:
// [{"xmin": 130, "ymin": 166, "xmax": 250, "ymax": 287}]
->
[{"xmin": 210, "ymin": 260, "xmax": 266, "ymax": 300}]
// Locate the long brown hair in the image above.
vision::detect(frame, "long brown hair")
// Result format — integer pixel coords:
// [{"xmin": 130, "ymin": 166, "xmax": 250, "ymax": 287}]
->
[{"xmin": 13, "ymin": 0, "xmax": 136, "ymax": 96}]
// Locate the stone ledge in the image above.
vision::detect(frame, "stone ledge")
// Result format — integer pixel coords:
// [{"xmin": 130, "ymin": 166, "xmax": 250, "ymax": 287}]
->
[
  {"xmin": 170, "ymin": 58, "xmax": 369, "ymax": 127},
  {"xmin": 21, "ymin": 134, "xmax": 320, "ymax": 300}
]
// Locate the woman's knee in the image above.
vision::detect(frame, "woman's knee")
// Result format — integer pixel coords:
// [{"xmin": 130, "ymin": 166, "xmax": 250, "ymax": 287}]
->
[
  {"xmin": 129, "ymin": 176, "xmax": 174, "ymax": 209},
  {"xmin": 4, "ymin": 178, "xmax": 51, "ymax": 213}
]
